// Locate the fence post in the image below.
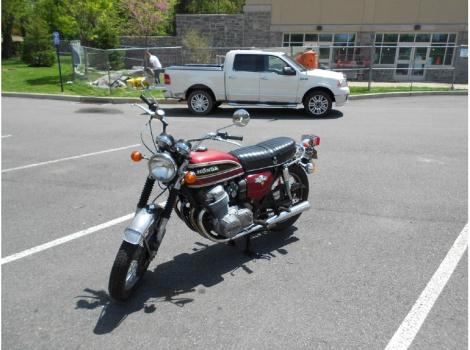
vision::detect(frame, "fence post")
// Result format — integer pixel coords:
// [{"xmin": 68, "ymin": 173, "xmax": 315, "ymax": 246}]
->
[
  {"xmin": 84, "ymin": 47, "xmax": 88, "ymax": 81},
  {"xmin": 368, "ymin": 43, "xmax": 374, "ymax": 91},
  {"xmin": 410, "ymin": 50, "xmax": 414, "ymax": 92},
  {"xmin": 106, "ymin": 50, "xmax": 111, "ymax": 96},
  {"xmin": 450, "ymin": 45, "xmax": 458, "ymax": 90}
]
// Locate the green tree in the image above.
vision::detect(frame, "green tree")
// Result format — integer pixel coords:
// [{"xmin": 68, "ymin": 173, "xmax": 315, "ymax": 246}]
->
[
  {"xmin": 1, "ymin": 0, "xmax": 29, "ymax": 58},
  {"xmin": 175, "ymin": 0, "xmax": 245, "ymax": 14},
  {"xmin": 22, "ymin": 19, "xmax": 56, "ymax": 67}
]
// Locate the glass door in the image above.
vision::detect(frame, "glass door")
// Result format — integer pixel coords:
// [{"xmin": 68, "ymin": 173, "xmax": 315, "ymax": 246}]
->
[
  {"xmin": 394, "ymin": 45, "xmax": 427, "ymax": 81},
  {"xmin": 410, "ymin": 46, "xmax": 427, "ymax": 81}
]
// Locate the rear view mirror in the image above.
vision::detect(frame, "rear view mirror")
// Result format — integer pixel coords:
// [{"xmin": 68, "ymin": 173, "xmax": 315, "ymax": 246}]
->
[{"xmin": 232, "ymin": 109, "xmax": 250, "ymax": 127}]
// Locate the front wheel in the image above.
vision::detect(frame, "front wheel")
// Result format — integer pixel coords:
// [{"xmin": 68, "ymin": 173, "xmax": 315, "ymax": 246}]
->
[
  {"xmin": 304, "ymin": 90, "xmax": 332, "ymax": 117},
  {"xmin": 108, "ymin": 241, "xmax": 151, "ymax": 301},
  {"xmin": 187, "ymin": 89, "xmax": 214, "ymax": 115}
]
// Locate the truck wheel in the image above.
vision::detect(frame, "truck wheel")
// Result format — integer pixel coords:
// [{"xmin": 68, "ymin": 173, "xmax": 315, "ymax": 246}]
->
[
  {"xmin": 188, "ymin": 90, "xmax": 214, "ymax": 115},
  {"xmin": 304, "ymin": 90, "xmax": 332, "ymax": 117}
]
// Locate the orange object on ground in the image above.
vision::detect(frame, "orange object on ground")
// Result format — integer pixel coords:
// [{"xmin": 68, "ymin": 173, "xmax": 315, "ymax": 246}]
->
[{"xmin": 296, "ymin": 50, "xmax": 318, "ymax": 69}]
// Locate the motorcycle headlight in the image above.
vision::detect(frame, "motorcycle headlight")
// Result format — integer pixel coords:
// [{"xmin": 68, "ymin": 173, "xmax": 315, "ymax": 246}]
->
[{"xmin": 148, "ymin": 153, "xmax": 177, "ymax": 182}]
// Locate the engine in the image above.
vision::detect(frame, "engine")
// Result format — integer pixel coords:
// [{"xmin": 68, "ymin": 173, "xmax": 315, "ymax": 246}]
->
[{"xmin": 204, "ymin": 185, "xmax": 253, "ymax": 238}]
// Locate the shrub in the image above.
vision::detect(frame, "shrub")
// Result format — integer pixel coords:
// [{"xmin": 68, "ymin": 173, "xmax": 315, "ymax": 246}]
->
[
  {"xmin": 30, "ymin": 50, "xmax": 56, "ymax": 67},
  {"xmin": 22, "ymin": 20, "xmax": 55, "ymax": 67}
]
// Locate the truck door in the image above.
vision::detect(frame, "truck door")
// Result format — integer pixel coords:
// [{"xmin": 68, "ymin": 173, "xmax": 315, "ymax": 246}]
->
[
  {"xmin": 226, "ymin": 54, "xmax": 261, "ymax": 102},
  {"xmin": 259, "ymin": 55, "xmax": 299, "ymax": 103}
]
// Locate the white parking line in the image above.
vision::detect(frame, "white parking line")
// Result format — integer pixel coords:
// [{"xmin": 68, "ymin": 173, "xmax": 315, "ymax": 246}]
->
[
  {"xmin": 1, "ymin": 213, "xmax": 134, "ymax": 265},
  {"xmin": 385, "ymin": 224, "xmax": 468, "ymax": 350},
  {"xmin": 2, "ymin": 144, "xmax": 141, "ymax": 173},
  {"xmin": 2, "ymin": 134, "xmax": 12, "ymax": 138}
]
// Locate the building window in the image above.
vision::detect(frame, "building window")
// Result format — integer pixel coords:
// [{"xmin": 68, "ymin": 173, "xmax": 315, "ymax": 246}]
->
[
  {"xmin": 430, "ymin": 33, "xmax": 457, "ymax": 65},
  {"xmin": 282, "ymin": 32, "xmax": 357, "ymax": 64},
  {"xmin": 374, "ymin": 33, "xmax": 457, "ymax": 66}
]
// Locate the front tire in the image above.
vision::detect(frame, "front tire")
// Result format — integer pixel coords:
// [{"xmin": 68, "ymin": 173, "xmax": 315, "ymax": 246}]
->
[
  {"xmin": 304, "ymin": 90, "xmax": 332, "ymax": 117},
  {"xmin": 108, "ymin": 241, "xmax": 151, "ymax": 301},
  {"xmin": 187, "ymin": 89, "xmax": 214, "ymax": 115},
  {"xmin": 271, "ymin": 163, "xmax": 309, "ymax": 231}
]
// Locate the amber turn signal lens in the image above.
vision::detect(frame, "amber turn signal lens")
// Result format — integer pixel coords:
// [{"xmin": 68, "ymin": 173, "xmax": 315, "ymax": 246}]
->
[
  {"xmin": 130, "ymin": 151, "xmax": 143, "ymax": 162},
  {"xmin": 184, "ymin": 171, "xmax": 197, "ymax": 184}
]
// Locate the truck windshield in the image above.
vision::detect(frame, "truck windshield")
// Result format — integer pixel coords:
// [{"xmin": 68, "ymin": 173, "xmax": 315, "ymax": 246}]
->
[{"xmin": 282, "ymin": 54, "xmax": 307, "ymax": 72}]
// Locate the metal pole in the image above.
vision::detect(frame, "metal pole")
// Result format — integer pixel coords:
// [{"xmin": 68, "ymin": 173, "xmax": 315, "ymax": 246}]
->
[
  {"xmin": 368, "ymin": 43, "xmax": 374, "ymax": 91},
  {"xmin": 84, "ymin": 47, "xmax": 88, "ymax": 81},
  {"xmin": 450, "ymin": 45, "xmax": 458, "ymax": 90},
  {"xmin": 410, "ymin": 49, "xmax": 414, "ymax": 92},
  {"xmin": 56, "ymin": 46, "xmax": 64, "ymax": 92},
  {"xmin": 107, "ymin": 50, "xmax": 111, "ymax": 96}
]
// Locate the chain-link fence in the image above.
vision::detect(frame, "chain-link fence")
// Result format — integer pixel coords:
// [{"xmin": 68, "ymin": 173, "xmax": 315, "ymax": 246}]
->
[{"xmin": 70, "ymin": 43, "xmax": 467, "ymax": 94}]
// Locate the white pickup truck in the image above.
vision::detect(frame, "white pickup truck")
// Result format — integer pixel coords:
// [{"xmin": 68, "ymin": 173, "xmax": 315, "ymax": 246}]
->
[{"xmin": 164, "ymin": 50, "xmax": 349, "ymax": 117}]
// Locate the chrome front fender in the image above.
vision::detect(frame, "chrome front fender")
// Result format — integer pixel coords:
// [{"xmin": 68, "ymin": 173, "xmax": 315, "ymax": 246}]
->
[{"xmin": 122, "ymin": 208, "xmax": 155, "ymax": 245}]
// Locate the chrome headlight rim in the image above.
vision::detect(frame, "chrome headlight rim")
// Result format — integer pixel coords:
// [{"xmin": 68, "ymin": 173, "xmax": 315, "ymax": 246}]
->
[{"xmin": 148, "ymin": 152, "xmax": 177, "ymax": 183}]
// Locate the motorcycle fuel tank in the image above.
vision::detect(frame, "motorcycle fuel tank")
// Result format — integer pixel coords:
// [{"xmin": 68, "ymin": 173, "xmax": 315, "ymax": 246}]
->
[{"xmin": 187, "ymin": 149, "xmax": 244, "ymax": 188}]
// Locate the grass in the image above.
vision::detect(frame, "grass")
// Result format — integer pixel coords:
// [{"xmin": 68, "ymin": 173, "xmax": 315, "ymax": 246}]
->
[
  {"xmin": 2, "ymin": 57, "xmax": 163, "ymax": 98},
  {"xmin": 349, "ymin": 86, "xmax": 466, "ymax": 95},
  {"xmin": 2, "ymin": 57, "xmax": 466, "ymax": 98}
]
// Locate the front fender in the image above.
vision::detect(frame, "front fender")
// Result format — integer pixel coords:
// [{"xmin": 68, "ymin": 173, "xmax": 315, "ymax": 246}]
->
[{"xmin": 123, "ymin": 208, "xmax": 155, "ymax": 245}]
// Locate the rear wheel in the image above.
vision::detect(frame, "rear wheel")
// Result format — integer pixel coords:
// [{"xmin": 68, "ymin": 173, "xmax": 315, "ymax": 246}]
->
[
  {"xmin": 271, "ymin": 163, "xmax": 309, "ymax": 231},
  {"xmin": 187, "ymin": 90, "xmax": 214, "ymax": 115}
]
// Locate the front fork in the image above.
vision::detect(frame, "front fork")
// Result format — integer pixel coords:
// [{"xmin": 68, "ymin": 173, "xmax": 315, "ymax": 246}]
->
[{"xmin": 122, "ymin": 176, "xmax": 180, "ymax": 251}]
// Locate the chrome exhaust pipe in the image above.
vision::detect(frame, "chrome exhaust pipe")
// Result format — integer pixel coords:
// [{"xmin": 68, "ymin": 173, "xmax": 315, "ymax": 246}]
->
[
  {"xmin": 265, "ymin": 201, "xmax": 310, "ymax": 228},
  {"xmin": 201, "ymin": 201, "xmax": 311, "ymax": 243}
]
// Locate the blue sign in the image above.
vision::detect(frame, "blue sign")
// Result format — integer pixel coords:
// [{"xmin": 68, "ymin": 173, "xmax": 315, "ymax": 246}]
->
[{"xmin": 52, "ymin": 31, "xmax": 60, "ymax": 46}]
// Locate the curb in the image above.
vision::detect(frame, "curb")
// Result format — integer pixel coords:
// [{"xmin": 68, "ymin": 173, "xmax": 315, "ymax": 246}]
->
[
  {"xmin": 1, "ymin": 92, "xmax": 181, "ymax": 104},
  {"xmin": 2, "ymin": 90, "xmax": 467, "ymax": 104}
]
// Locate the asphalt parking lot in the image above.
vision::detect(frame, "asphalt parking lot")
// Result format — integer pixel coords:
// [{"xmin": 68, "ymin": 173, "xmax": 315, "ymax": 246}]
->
[{"xmin": 2, "ymin": 96, "xmax": 467, "ymax": 350}]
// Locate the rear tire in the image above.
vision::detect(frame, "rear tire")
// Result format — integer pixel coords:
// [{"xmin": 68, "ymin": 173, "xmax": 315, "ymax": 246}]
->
[
  {"xmin": 271, "ymin": 163, "xmax": 309, "ymax": 231},
  {"xmin": 187, "ymin": 89, "xmax": 214, "ymax": 115},
  {"xmin": 108, "ymin": 241, "xmax": 150, "ymax": 302}
]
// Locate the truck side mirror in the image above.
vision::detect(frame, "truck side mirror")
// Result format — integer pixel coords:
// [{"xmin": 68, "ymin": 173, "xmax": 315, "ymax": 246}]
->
[{"xmin": 283, "ymin": 66, "xmax": 296, "ymax": 76}]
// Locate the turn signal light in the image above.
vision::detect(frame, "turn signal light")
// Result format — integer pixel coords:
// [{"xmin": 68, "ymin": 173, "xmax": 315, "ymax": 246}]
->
[
  {"xmin": 131, "ymin": 151, "xmax": 143, "ymax": 162},
  {"xmin": 184, "ymin": 171, "xmax": 197, "ymax": 184}
]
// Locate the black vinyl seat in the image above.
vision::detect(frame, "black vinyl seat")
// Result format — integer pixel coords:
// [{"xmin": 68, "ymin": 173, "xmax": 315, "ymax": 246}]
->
[{"xmin": 229, "ymin": 137, "xmax": 297, "ymax": 172}]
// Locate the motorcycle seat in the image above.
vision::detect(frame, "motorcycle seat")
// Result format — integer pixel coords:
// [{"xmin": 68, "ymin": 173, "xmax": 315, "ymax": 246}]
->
[{"xmin": 229, "ymin": 137, "xmax": 297, "ymax": 172}]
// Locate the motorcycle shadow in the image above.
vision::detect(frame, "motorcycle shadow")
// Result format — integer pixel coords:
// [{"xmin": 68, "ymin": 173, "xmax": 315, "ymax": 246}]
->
[{"xmin": 75, "ymin": 227, "xmax": 299, "ymax": 335}]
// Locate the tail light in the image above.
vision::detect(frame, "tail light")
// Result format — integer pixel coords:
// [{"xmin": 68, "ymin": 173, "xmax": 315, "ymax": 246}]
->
[
  {"xmin": 164, "ymin": 73, "xmax": 171, "ymax": 85},
  {"xmin": 301, "ymin": 134, "xmax": 320, "ymax": 147}
]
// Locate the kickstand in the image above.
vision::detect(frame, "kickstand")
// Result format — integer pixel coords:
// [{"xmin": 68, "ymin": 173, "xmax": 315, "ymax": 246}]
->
[{"xmin": 244, "ymin": 234, "xmax": 260, "ymax": 257}]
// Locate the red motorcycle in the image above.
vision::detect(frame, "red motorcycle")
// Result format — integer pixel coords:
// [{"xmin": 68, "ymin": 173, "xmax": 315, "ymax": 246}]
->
[{"xmin": 108, "ymin": 95, "xmax": 320, "ymax": 301}]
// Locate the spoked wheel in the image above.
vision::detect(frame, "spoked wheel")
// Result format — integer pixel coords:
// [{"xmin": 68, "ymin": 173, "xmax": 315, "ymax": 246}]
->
[
  {"xmin": 304, "ymin": 90, "xmax": 332, "ymax": 117},
  {"xmin": 270, "ymin": 163, "xmax": 309, "ymax": 231},
  {"xmin": 108, "ymin": 230, "xmax": 155, "ymax": 301}
]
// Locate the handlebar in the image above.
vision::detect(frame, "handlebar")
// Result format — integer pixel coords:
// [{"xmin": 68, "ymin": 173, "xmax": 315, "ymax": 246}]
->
[
  {"xmin": 140, "ymin": 94, "xmax": 157, "ymax": 111},
  {"xmin": 217, "ymin": 132, "xmax": 243, "ymax": 141}
]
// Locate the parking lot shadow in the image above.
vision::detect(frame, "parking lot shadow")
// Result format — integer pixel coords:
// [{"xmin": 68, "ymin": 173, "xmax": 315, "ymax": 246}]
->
[
  {"xmin": 75, "ymin": 227, "xmax": 298, "ymax": 334},
  {"xmin": 165, "ymin": 107, "xmax": 343, "ymax": 121}
]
